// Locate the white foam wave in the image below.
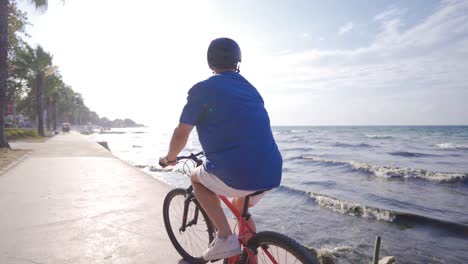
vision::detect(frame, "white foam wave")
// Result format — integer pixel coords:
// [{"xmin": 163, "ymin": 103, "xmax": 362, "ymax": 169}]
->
[
  {"xmin": 309, "ymin": 193, "xmax": 396, "ymax": 222},
  {"xmin": 148, "ymin": 166, "xmax": 173, "ymax": 172},
  {"xmin": 316, "ymin": 246, "xmax": 371, "ymax": 264},
  {"xmin": 350, "ymin": 161, "xmax": 468, "ymax": 183},
  {"xmin": 435, "ymin": 143, "xmax": 468, "ymax": 150},
  {"xmin": 320, "ymin": 246, "xmax": 354, "ymax": 255},
  {"xmin": 302, "ymin": 155, "xmax": 468, "ymax": 183},
  {"xmin": 302, "ymin": 155, "xmax": 347, "ymax": 165},
  {"xmin": 289, "ymin": 129, "xmax": 304, "ymax": 133}
]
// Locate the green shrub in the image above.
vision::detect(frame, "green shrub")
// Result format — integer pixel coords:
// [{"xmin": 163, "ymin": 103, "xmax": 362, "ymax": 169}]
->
[{"xmin": 6, "ymin": 128, "xmax": 40, "ymax": 140}]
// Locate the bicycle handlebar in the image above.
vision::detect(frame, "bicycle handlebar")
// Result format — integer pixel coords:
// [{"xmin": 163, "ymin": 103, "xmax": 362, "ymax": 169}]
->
[
  {"xmin": 176, "ymin": 151, "xmax": 204, "ymax": 167},
  {"xmin": 176, "ymin": 151, "xmax": 204, "ymax": 161}
]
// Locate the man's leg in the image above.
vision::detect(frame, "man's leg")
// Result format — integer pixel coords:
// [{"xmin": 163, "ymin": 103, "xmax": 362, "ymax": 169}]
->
[
  {"xmin": 191, "ymin": 172, "xmax": 232, "ymax": 238},
  {"xmin": 232, "ymin": 197, "xmax": 256, "ymax": 239}
]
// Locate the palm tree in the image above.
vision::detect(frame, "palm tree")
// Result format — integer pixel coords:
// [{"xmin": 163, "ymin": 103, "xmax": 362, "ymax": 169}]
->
[
  {"xmin": 0, "ymin": 0, "xmax": 48, "ymax": 147},
  {"xmin": 43, "ymin": 66, "xmax": 62, "ymax": 131},
  {"xmin": 15, "ymin": 45, "xmax": 53, "ymax": 136},
  {"xmin": 52, "ymin": 89, "xmax": 60, "ymax": 130},
  {"xmin": 73, "ymin": 93, "xmax": 83, "ymax": 126},
  {"xmin": 56, "ymin": 84, "xmax": 74, "ymax": 124},
  {"xmin": 31, "ymin": 46, "xmax": 52, "ymax": 136}
]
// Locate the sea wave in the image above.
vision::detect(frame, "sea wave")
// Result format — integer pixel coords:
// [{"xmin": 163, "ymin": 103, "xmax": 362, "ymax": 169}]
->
[
  {"xmin": 309, "ymin": 193, "xmax": 396, "ymax": 221},
  {"xmin": 136, "ymin": 165, "xmax": 172, "ymax": 172},
  {"xmin": 350, "ymin": 161, "xmax": 468, "ymax": 183},
  {"xmin": 334, "ymin": 142, "xmax": 373, "ymax": 148},
  {"xmin": 301, "ymin": 155, "xmax": 346, "ymax": 165},
  {"xmin": 277, "ymin": 186, "xmax": 395, "ymax": 222},
  {"xmin": 283, "ymin": 147, "xmax": 315, "ymax": 152},
  {"xmin": 289, "ymin": 129, "xmax": 304, "ymax": 133},
  {"xmin": 315, "ymin": 246, "xmax": 371, "ymax": 264},
  {"xmin": 364, "ymin": 134, "xmax": 393, "ymax": 139},
  {"xmin": 389, "ymin": 151, "xmax": 437, "ymax": 158},
  {"xmin": 435, "ymin": 143, "xmax": 468, "ymax": 150},
  {"xmin": 301, "ymin": 156, "xmax": 468, "ymax": 183},
  {"xmin": 277, "ymin": 186, "xmax": 468, "ymax": 234},
  {"xmin": 99, "ymin": 131, "xmax": 126, "ymax": 134}
]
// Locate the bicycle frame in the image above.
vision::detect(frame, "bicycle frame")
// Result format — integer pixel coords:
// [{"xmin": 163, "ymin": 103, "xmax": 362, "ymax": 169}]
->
[
  {"xmin": 179, "ymin": 185, "xmax": 278, "ymax": 264},
  {"xmin": 174, "ymin": 153, "xmax": 279, "ymax": 264}
]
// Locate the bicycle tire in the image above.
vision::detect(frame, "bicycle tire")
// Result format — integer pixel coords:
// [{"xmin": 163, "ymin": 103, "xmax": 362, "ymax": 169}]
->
[
  {"xmin": 163, "ymin": 188, "xmax": 216, "ymax": 263},
  {"xmin": 240, "ymin": 231, "xmax": 319, "ymax": 264}
]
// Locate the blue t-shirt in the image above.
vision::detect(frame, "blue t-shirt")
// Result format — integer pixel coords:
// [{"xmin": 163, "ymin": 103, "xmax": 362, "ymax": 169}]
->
[{"xmin": 179, "ymin": 71, "xmax": 282, "ymax": 191}]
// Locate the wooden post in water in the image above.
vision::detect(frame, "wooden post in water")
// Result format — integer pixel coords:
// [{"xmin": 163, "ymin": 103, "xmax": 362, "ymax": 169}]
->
[{"xmin": 373, "ymin": 236, "xmax": 382, "ymax": 264}]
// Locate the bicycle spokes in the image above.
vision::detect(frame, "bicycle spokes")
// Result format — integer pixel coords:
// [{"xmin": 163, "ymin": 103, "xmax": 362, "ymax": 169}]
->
[
  {"xmin": 259, "ymin": 245, "xmax": 279, "ymax": 264},
  {"xmin": 164, "ymin": 188, "xmax": 215, "ymax": 262}
]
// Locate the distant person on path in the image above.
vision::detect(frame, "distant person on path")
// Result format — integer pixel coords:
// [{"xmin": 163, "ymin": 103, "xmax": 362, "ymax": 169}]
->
[{"xmin": 160, "ymin": 37, "xmax": 282, "ymax": 260}]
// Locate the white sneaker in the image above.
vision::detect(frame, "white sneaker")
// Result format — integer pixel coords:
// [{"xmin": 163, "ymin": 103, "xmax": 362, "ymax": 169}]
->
[{"xmin": 202, "ymin": 233, "xmax": 241, "ymax": 261}]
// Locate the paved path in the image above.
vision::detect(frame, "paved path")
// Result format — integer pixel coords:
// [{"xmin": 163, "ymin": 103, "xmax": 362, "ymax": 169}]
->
[{"xmin": 1, "ymin": 133, "xmax": 188, "ymax": 264}]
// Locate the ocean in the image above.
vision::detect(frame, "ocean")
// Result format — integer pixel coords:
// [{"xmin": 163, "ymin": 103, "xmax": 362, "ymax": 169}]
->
[{"xmin": 93, "ymin": 126, "xmax": 468, "ymax": 263}]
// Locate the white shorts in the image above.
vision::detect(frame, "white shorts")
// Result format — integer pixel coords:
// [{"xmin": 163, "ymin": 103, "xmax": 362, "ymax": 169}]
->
[{"xmin": 195, "ymin": 166, "xmax": 268, "ymax": 206}]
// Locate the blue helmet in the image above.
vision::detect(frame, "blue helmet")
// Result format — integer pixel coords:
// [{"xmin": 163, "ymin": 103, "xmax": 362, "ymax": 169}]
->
[{"xmin": 207, "ymin": 38, "xmax": 242, "ymax": 68}]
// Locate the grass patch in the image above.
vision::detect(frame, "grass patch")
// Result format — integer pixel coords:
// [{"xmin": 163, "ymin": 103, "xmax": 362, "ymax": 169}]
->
[
  {"xmin": 0, "ymin": 149, "xmax": 30, "ymax": 171},
  {"xmin": 6, "ymin": 128, "xmax": 40, "ymax": 141}
]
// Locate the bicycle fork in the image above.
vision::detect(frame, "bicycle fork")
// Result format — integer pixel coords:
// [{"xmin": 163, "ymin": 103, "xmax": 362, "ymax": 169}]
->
[{"xmin": 179, "ymin": 187, "xmax": 200, "ymax": 233}]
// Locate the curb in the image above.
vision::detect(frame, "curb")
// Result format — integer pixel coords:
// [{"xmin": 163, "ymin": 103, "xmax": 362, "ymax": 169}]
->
[{"xmin": 0, "ymin": 151, "xmax": 31, "ymax": 176}]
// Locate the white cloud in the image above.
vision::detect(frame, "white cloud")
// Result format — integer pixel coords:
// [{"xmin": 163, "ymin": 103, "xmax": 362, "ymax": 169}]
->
[
  {"xmin": 22, "ymin": 0, "xmax": 468, "ymax": 125},
  {"xmin": 266, "ymin": 1, "xmax": 468, "ymax": 87},
  {"xmin": 338, "ymin": 22, "xmax": 354, "ymax": 35},
  {"xmin": 255, "ymin": 1, "xmax": 468, "ymax": 124},
  {"xmin": 374, "ymin": 6, "xmax": 406, "ymax": 21}
]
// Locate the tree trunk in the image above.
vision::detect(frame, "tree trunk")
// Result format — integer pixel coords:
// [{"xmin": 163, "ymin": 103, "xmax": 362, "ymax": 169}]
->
[
  {"xmin": 0, "ymin": 0, "xmax": 10, "ymax": 148},
  {"xmin": 36, "ymin": 76, "xmax": 45, "ymax": 136},
  {"xmin": 71, "ymin": 107, "xmax": 74, "ymax": 125},
  {"xmin": 53, "ymin": 100, "xmax": 57, "ymax": 131},
  {"xmin": 46, "ymin": 97, "xmax": 50, "ymax": 131}
]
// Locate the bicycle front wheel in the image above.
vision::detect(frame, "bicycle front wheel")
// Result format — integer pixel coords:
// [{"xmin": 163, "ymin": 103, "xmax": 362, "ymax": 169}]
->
[
  {"xmin": 163, "ymin": 188, "xmax": 215, "ymax": 263},
  {"xmin": 241, "ymin": 231, "xmax": 319, "ymax": 264}
]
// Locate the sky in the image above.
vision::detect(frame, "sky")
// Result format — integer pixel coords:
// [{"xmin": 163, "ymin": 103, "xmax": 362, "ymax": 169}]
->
[{"xmin": 19, "ymin": 0, "xmax": 468, "ymax": 126}]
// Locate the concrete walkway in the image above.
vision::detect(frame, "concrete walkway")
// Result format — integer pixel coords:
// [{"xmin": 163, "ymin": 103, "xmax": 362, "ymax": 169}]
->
[{"xmin": 1, "ymin": 133, "xmax": 187, "ymax": 264}]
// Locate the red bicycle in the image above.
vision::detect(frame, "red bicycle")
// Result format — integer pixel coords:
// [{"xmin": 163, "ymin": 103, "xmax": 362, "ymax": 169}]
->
[{"xmin": 162, "ymin": 152, "xmax": 319, "ymax": 264}]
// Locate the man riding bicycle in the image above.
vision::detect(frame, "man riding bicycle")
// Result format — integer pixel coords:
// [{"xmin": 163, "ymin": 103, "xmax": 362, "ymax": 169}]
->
[{"xmin": 159, "ymin": 37, "xmax": 282, "ymax": 261}]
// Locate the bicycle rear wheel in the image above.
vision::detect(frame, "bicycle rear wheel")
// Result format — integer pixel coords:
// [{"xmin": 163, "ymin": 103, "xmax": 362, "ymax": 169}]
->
[
  {"xmin": 163, "ymin": 188, "xmax": 215, "ymax": 263},
  {"xmin": 241, "ymin": 231, "xmax": 319, "ymax": 264}
]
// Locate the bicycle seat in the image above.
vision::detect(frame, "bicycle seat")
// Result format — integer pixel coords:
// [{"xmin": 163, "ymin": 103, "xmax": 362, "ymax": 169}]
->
[{"xmin": 246, "ymin": 189, "xmax": 271, "ymax": 198}]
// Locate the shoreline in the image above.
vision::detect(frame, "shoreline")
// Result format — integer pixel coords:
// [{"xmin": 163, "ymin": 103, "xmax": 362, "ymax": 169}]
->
[{"xmin": 97, "ymin": 137, "xmax": 398, "ymax": 264}]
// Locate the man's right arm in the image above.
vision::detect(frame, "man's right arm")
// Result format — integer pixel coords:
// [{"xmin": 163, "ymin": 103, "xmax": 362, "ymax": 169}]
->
[
  {"xmin": 163, "ymin": 123, "xmax": 193, "ymax": 163},
  {"xmin": 160, "ymin": 84, "xmax": 203, "ymax": 167}
]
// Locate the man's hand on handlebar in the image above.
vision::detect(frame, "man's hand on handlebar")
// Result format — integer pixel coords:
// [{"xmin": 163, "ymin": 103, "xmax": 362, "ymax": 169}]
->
[{"xmin": 159, "ymin": 156, "xmax": 177, "ymax": 168}]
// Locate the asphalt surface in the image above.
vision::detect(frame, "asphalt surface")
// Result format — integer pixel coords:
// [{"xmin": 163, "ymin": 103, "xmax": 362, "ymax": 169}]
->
[{"xmin": 1, "ymin": 133, "xmax": 189, "ymax": 264}]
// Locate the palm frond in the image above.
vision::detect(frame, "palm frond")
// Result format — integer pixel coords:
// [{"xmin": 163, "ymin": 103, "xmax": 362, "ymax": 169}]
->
[{"xmin": 27, "ymin": 0, "xmax": 48, "ymax": 10}]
